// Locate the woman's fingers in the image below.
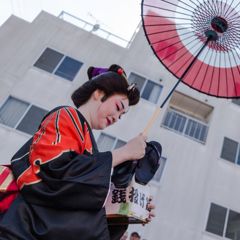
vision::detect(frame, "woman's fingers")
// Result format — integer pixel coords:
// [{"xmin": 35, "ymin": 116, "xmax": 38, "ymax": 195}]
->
[
  {"xmin": 149, "ymin": 212, "xmax": 155, "ymax": 217},
  {"xmin": 141, "ymin": 135, "xmax": 148, "ymax": 142},
  {"xmin": 147, "ymin": 204, "xmax": 155, "ymax": 210},
  {"xmin": 142, "ymin": 211, "xmax": 155, "ymax": 226},
  {"xmin": 124, "ymin": 134, "xmax": 148, "ymax": 160},
  {"xmin": 143, "ymin": 196, "xmax": 155, "ymax": 226}
]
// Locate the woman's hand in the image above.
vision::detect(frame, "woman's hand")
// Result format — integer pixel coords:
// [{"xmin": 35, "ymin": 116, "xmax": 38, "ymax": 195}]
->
[
  {"xmin": 123, "ymin": 134, "xmax": 148, "ymax": 160},
  {"xmin": 142, "ymin": 196, "xmax": 155, "ymax": 226},
  {"xmin": 111, "ymin": 134, "xmax": 148, "ymax": 167}
]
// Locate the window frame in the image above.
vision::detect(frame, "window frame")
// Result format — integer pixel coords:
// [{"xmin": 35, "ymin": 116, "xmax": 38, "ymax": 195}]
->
[
  {"xmin": 205, "ymin": 201, "xmax": 240, "ymax": 239},
  {"xmin": 161, "ymin": 108, "xmax": 209, "ymax": 144},
  {"xmin": 220, "ymin": 136, "xmax": 240, "ymax": 166},
  {"xmin": 0, "ymin": 95, "xmax": 49, "ymax": 136},
  {"xmin": 150, "ymin": 156, "xmax": 168, "ymax": 186},
  {"xmin": 127, "ymin": 71, "xmax": 164, "ymax": 106},
  {"xmin": 97, "ymin": 132, "xmax": 127, "ymax": 151},
  {"xmin": 32, "ymin": 46, "xmax": 84, "ymax": 83}
]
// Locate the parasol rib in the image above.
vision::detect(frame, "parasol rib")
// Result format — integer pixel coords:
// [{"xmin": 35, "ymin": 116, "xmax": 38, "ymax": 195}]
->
[
  {"xmin": 151, "ymin": 32, "xmax": 193, "ymax": 46},
  {"xmin": 147, "ymin": 27, "xmax": 192, "ymax": 36},
  {"xmin": 161, "ymin": 36, "xmax": 198, "ymax": 61},
  {"xmin": 189, "ymin": 0, "xmax": 199, "ymax": 8},
  {"xmin": 168, "ymin": 40, "xmax": 202, "ymax": 70},
  {"xmin": 179, "ymin": 0, "xmax": 196, "ymax": 11},
  {"xmin": 156, "ymin": 34, "xmax": 197, "ymax": 54},
  {"xmin": 227, "ymin": 51, "xmax": 237, "ymax": 97},
  {"xmin": 224, "ymin": 52, "xmax": 228, "ymax": 98},
  {"xmin": 231, "ymin": 50, "xmax": 240, "ymax": 96},
  {"xmin": 191, "ymin": 47, "xmax": 211, "ymax": 88},
  {"xmin": 142, "ymin": 15, "xmax": 192, "ymax": 21},
  {"xmin": 199, "ymin": 49, "xmax": 214, "ymax": 91},
  {"xmin": 160, "ymin": 0, "xmax": 193, "ymax": 13},
  {"xmin": 226, "ymin": 2, "xmax": 240, "ymax": 18},
  {"xmin": 174, "ymin": 46, "xmax": 202, "ymax": 76},
  {"xmin": 142, "ymin": 3, "xmax": 193, "ymax": 17},
  {"xmin": 145, "ymin": 23, "xmax": 192, "ymax": 27},
  {"xmin": 225, "ymin": 0, "xmax": 235, "ymax": 16},
  {"xmin": 217, "ymin": 51, "xmax": 221, "ymax": 96},
  {"xmin": 207, "ymin": 50, "xmax": 217, "ymax": 95}
]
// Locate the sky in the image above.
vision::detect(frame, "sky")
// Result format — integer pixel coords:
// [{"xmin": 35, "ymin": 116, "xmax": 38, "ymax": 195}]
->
[{"xmin": 0, "ymin": 0, "xmax": 142, "ymax": 41}]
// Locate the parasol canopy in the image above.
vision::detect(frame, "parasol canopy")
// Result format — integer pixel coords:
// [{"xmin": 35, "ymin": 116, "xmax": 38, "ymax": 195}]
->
[{"xmin": 141, "ymin": 0, "xmax": 240, "ymax": 99}]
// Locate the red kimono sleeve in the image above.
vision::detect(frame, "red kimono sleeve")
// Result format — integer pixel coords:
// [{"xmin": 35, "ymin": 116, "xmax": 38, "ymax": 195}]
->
[{"xmin": 11, "ymin": 107, "xmax": 112, "ymax": 211}]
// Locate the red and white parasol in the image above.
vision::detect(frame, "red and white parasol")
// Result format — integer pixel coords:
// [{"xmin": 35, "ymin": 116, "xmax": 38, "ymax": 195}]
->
[{"xmin": 141, "ymin": 0, "xmax": 240, "ymax": 134}]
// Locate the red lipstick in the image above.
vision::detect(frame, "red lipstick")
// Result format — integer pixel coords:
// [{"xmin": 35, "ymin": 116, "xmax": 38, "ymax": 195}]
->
[{"xmin": 107, "ymin": 118, "xmax": 111, "ymax": 126}]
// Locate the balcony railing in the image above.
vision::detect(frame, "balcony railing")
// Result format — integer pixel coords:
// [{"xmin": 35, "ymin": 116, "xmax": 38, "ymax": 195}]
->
[
  {"xmin": 162, "ymin": 109, "xmax": 209, "ymax": 144},
  {"xmin": 58, "ymin": 11, "xmax": 132, "ymax": 48}
]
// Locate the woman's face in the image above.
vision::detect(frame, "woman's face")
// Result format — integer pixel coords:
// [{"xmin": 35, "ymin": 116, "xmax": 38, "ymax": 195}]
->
[{"xmin": 94, "ymin": 94, "xmax": 129, "ymax": 130}]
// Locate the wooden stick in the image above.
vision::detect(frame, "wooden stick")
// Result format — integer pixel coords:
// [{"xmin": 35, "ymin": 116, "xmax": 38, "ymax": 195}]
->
[{"xmin": 143, "ymin": 108, "xmax": 162, "ymax": 135}]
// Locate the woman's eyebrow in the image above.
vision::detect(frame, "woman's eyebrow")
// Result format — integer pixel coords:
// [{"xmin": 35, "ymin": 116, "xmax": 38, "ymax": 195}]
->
[{"xmin": 120, "ymin": 101, "xmax": 125, "ymax": 110}]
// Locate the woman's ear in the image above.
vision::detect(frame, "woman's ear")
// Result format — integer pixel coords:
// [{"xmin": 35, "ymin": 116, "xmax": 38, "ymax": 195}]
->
[{"xmin": 93, "ymin": 89, "xmax": 105, "ymax": 101}]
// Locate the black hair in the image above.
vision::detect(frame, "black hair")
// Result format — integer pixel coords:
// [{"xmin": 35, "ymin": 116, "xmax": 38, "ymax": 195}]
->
[{"xmin": 71, "ymin": 64, "xmax": 140, "ymax": 108}]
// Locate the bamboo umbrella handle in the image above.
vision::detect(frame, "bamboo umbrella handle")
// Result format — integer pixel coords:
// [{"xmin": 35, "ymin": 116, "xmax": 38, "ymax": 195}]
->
[{"xmin": 142, "ymin": 108, "xmax": 162, "ymax": 135}]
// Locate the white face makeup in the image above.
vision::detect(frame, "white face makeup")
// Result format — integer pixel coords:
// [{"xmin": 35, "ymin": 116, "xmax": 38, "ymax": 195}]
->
[{"xmin": 94, "ymin": 94, "xmax": 129, "ymax": 130}]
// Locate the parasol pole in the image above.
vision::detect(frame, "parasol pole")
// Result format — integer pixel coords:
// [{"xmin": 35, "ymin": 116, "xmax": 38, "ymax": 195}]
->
[{"xmin": 143, "ymin": 33, "xmax": 215, "ymax": 135}]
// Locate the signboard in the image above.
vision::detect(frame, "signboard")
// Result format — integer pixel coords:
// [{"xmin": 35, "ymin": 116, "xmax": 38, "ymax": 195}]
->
[{"xmin": 106, "ymin": 177, "xmax": 151, "ymax": 225}]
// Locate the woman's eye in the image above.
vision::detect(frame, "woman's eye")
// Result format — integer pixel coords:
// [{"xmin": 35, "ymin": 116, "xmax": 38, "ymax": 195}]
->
[
  {"xmin": 118, "ymin": 116, "xmax": 121, "ymax": 120},
  {"xmin": 116, "ymin": 105, "xmax": 120, "ymax": 111}
]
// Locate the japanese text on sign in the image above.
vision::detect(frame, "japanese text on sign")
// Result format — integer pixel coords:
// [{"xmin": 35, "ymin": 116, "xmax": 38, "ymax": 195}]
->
[{"xmin": 111, "ymin": 187, "xmax": 150, "ymax": 210}]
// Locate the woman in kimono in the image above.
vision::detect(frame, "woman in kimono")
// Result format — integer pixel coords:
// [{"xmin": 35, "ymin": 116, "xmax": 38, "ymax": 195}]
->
[{"xmin": 0, "ymin": 64, "xmax": 155, "ymax": 240}]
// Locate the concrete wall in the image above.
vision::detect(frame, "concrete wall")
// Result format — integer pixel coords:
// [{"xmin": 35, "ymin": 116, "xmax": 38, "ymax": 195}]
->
[{"xmin": 0, "ymin": 11, "xmax": 239, "ymax": 240}]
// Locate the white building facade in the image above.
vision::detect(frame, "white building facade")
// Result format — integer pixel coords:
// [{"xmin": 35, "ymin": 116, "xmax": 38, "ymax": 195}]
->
[{"xmin": 0, "ymin": 11, "xmax": 240, "ymax": 240}]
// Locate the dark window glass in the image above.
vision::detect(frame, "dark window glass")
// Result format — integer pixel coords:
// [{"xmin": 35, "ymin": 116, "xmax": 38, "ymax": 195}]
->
[
  {"xmin": 0, "ymin": 96, "xmax": 29, "ymax": 128},
  {"xmin": 225, "ymin": 210, "xmax": 240, "ymax": 240},
  {"xmin": 128, "ymin": 73, "xmax": 145, "ymax": 91},
  {"xmin": 206, "ymin": 203, "xmax": 227, "ymax": 236},
  {"xmin": 232, "ymin": 99, "xmax": 240, "ymax": 106},
  {"xmin": 141, "ymin": 80, "xmax": 162, "ymax": 104},
  {"xmin": 34, "ymin": 48, "xmax": 64, "ymax": 73},
  {"xmin": 114, "ymin": 139, "xmax": 126, "ymax": 149},
  {"xmin": 200, "ymin": 125, "xmax": 208, "ymax": 142},
  {"xmin": 163, "ymin": 111, "xmax": 186, "ymax": 133},
  {"xmin": 221, "ymin": 137, "xmax": 238, "ymax": 163},
  {"xmin": 185, "ymin": 119, "xmax": 208, "ymax": 143},
  {"xmin": 237, "ymin": 147, "xmax": 240, "ymax": 165},
  {"xmin": 54, "ymin": 56, "xmax": 83, "ymax": 81},
  {"xmin": 16, "ymin": 105, "xmax": 48, "ymax": 135},
  {"xmin": 142, "ymin": 80, "xmax": 155, "ymax": 100}
]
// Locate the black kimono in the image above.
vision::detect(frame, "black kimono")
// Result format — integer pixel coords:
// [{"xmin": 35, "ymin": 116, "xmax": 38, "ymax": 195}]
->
[{"xmin": 0, "ymin": 107, "xmax": 127, "ymax": 240}]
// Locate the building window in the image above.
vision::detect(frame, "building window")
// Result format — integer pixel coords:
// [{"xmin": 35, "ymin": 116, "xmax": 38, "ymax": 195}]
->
[
  {"xmin": 128, "ymin": 72, "xmax": 163, "ymax": 104},
  {"xmin": 206, "ymin": 203, "xmax": 227, "ymax": 237},
  {"xmin": 0, "ymin": 96, "xmax": 48, "ymax": 135},
  {"xmin": 232, "ymin": 99, "xmax": 240, "ymax": 106},
  {"xmin": 206, "ymin": 203, "xmax": 240, "ymax": 239},
  {"xmin": 220, "ymin": 137, "xmax": 240, "ymax": 165},
  {"xmin": 151, "ymin": 157, "xmax": 167, "ymax": 183},
  {"xmin": 34, "ymin": 48, "xmax": 83, "ymax": 81},
  {"xmin": 97, "ymin": 133, "xmax": 126, "ymax": 152},
  {"xmin": 162, "ymin": 109, "xmax": 208, "ymax": 143}
]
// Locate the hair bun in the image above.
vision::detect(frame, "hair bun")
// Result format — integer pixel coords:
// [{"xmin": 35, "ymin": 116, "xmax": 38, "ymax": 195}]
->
[
  {"xmin": 87, "ymin": 64, "xmax": 126, "ymax": 80},
  {"xmin": 108, "ymin": 64, "xmax": 126, "ymax": 76},
  {"xmin": 87, "ymin": 66, "xmax": 95, "ymax": 80}
]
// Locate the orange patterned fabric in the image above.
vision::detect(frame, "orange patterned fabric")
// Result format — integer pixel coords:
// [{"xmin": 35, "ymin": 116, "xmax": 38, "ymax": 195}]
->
[{"xmin": 16, "ymin": 107, "xmax": 93, "ymax": 190}]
